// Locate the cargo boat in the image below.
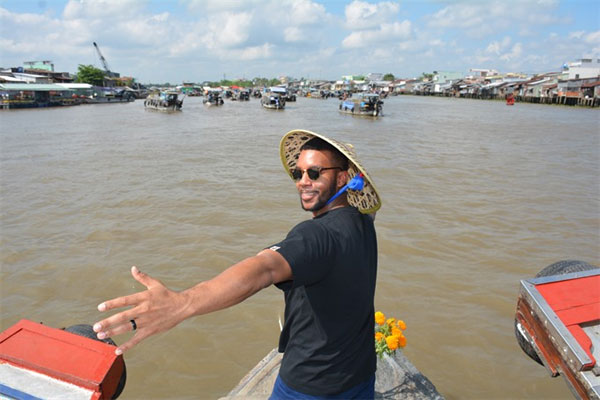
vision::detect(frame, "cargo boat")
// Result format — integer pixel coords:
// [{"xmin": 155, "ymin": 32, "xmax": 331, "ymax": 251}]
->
[
  {"xmin": 144, "ymin": 90, "xmax": 183, "ymax": 111},
  {"xmin": 339, "ymin": 93, "xmax": 383, "ymax": 117}
]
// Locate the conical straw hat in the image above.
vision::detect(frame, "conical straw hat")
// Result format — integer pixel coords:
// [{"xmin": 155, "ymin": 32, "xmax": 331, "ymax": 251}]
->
[{"xmin": 280, "ymin": 129, "xmax": 381, "ymax": 214}]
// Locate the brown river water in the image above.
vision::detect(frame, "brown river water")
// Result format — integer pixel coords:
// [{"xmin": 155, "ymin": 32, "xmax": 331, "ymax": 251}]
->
[{"xmin": 1, "ymin": 95, "xmax": 598, "ymax": 399}]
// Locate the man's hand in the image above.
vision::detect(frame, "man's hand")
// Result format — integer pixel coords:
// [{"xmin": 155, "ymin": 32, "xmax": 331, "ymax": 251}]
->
[
  {"xmin": 93, "ymin": 251, "xmax": 291, "ymax": 355},
  {"xmin": 93, "ymin": 266, "xmax": 191, "ymax": 355}
]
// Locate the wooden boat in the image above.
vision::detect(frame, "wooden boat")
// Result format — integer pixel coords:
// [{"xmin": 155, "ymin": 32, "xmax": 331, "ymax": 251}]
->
[
  {"xmin": 506, "ymin": 93, "xmax": 515, "ymax": 105},
  {"xmin": 220, "ymin": 347, "xmax": 444, "ymax": 399},
  {"xmin": 144, "ymin": 90, "xmax": 183, "ymax": 111},
  {"xmin": 0, "ymin": 319, "xmax": 126, "ymax": 399},
  {"xmin": 203, "ymin": 90, "xmax": 224, "ymax": 106},
  {"xmin": 515, "ymin": 260, "xmax": 599, "ymax": 399},
  {"xmin": 285, "ymin": 91, "xmax": 297, "ymax": 102},
  {"xmin": 261, "ymin": 87, "xmax": 286, "ymax": 110},
  {"xmin": 87, "ymin": 86, "xmax": 136, "ymax": 104},
  {"xmin": 233, "ymin": 89, "xmax": 250, "ymax": 101},
  {"xmin": 339, "ymin": 93, "xmax": 383, "ymax": 117},
  {"xmin": 308, "ymin": 89, "xmax": 333, "ymax": 99}
]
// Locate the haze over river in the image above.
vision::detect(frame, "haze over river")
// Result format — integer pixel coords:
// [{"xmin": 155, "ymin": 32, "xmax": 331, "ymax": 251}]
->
[{"xmin": 1, "ymin": 95, "xmax": 598, "ymax": 399}]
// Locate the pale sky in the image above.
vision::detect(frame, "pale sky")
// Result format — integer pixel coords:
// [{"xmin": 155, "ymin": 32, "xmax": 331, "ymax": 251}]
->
[{"xmin": 1, "ymin": 0, "xmax": 598, "ymax": 83}]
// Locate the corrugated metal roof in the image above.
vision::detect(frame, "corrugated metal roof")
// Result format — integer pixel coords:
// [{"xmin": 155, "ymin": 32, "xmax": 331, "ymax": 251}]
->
[
  {"xmin": 0, "ymin": 83, "xmax": 73, "ymax": 91},
  {"xmin": 0, "ymin": 75, "xmax": 26, "ymax": 82},
  {"xmin": 581, "ymin": 81, "xmax": 600, "ymax": 88}
]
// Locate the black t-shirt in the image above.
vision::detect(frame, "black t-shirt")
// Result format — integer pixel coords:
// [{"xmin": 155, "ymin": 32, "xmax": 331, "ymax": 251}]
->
[{"xmin": 269, "ymin": 206, "xmax": 378, "ymax": 395}]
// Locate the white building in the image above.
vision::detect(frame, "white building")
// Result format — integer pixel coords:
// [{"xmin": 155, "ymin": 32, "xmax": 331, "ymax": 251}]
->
[{"xmin": 563, "ymin": 58, "xmax": 600, "ymax": 80}]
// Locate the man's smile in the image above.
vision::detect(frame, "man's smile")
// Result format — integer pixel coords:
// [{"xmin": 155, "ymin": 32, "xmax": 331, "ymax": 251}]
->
[{"xmin": 300, "ymin": 190, "xmax": 319, "ymax": 201}]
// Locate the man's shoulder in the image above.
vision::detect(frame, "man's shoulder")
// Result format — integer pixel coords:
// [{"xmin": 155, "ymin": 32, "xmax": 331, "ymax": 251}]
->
[
  {"xmin": 290, "ymin": 217, "xmax": 326, "ymax": 235},
  {"xmin": 321, "ymin": 206, "xmax": 368, "ymax": 224},
  {"xmin": 289, "ymin": 207, "xmax": 365, "ymax": 236}
]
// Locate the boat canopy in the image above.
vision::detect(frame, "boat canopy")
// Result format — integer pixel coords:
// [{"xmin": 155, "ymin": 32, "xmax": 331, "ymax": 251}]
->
[{"xmin": 270, "ymin": 87, "xmax": 286, "ymax": 93}]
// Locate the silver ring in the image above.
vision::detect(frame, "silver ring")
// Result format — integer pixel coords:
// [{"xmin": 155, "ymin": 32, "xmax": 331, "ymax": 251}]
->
[{"xmin": 130, "ymin": 319, "xmax": 137, "ymax": 331}]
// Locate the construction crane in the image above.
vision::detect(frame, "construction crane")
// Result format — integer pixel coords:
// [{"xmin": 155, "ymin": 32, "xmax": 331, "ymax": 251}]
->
[{"xmin": 93, "ymin": 42, "xmax": 111, "ymax": 74}]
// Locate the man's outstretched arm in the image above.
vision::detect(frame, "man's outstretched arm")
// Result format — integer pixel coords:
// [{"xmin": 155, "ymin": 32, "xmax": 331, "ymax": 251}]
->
[{"xmin": 93, "ymin": 249, "xmax": 291, "ymax": 355}]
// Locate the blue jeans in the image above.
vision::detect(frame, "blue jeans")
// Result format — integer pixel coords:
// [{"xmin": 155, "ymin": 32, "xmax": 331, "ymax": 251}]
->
[{"xmin": 269, "ymin": 374, "xmax": 375, "ymax": 400}]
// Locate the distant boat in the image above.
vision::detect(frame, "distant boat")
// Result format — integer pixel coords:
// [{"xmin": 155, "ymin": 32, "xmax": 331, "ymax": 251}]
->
[
  {"xmin": 285, "ymin": 90, "xmax": 297, "ymax": 102},
  {"xmin": 261, "ymin": 87, "xmax": 286, "ymax": 110},
  {"xmin": 203, "ymin": 90, "xmax": 224, "ymax": 106},
  {"xmin": 506, "ymin": 93, "xmax": 515, "ymax": 106},
  {"xmin": 231, "ymin": 89, "xmax": 250, "ymax": 101},
  {"xmin": 144, "ymin": 90, "xmax": 183, "ymax": 111},
  {"xmin": 87, "ymin": 86, "xmax": 136, "ymax": 104},
  {"xmin": 339, "ymin": 93, "xmax": 383, "ymax": 117}
]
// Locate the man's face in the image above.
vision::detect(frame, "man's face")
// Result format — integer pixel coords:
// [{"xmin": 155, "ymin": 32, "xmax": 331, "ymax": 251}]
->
[{"xmin": 295, "ymin": 149, "xmax": 345, "ymax": 215}]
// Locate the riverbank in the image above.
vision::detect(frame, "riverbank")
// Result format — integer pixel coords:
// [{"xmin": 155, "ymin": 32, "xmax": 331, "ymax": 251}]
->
[{"xmin": 392, "ymin": 91, "xmax": 600, "ymax": 108}]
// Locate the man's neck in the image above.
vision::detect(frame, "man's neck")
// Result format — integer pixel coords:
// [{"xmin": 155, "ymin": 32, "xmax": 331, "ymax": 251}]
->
[{"xmin": 312, "ymin": 199, "xmax": 349, "ymax": 217}]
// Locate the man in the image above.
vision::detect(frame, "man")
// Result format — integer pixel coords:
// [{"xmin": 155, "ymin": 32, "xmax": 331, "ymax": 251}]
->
[{"xmin": 93, "ymin": 129, "xmax": 382, "ymax": 398}]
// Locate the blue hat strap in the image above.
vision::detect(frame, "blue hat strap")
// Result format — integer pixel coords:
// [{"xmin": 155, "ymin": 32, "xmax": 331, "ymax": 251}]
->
[{"xmin": 326, "ymin": 173, "xmax": 365, "ymax": 206}]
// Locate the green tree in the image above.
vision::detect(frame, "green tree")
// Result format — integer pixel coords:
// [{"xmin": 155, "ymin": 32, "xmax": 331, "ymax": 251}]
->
[
  {"xmin": 252, "ymin": 77, "xmax": 269, "ymax": 87},
  {"xmin": 383, "ymin": 73, "xmax": 395, "ymax": 81},
  {"xmin": 75, "ymin": 64, "xmax": 105, "ymax": 86}
]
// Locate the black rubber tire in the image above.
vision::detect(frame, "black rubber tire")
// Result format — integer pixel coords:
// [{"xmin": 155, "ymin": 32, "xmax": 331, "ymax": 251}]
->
[
  {"xmin": 65, "ymin": 324, "xmax": 127, "ymax": 399},
  {"xmin": 514, "ymin": 260, "xmax": 599, "ymax": 365},
  {"xmin": 534, "ymin": 260, "xmax": 598, "ymax": 278}
]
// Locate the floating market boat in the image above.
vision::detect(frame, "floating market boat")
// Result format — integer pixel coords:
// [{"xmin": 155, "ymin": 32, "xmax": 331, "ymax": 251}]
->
[
  {"xmin": 261, "ymin": 87, "xmax": 286, "ymax": 110},
  {"xmin": 203, "ymin": 90, "xmax": 224, "ymax": 106},
  {"xmin": 219, "ymin": 347, "xmax": 444, "ymax": 399},
  {"xmin": 144, "ymin": 91, "xmax": 183, "ymax": 111},
  {"xmin": 506, "ymin": 92, "xmax": 515, "ymax": 105},
  {"xmin": 86, "ymin": 86, "xmax": 136, "ymax": 104},
  {"xmin": 339, "ymin": 93, "xmax": 384, "ymax": 117},
  {"xmin": 231, "ymin": 89, "xmax": 250, "ymax": 101},
  {"xmin": 285, "ymin": 91, "xmax": 297, "ymax": 102},
  {"xmin": 308, "ymin": 89, "xmax": 333, "ymax": 99},
  {"xmin": 514, "ymin": 260, "xmax": 599, "ymax": 399},
  {"xmin": 238, "ymin": 89, "xmax": 250, "ymax": 101}
]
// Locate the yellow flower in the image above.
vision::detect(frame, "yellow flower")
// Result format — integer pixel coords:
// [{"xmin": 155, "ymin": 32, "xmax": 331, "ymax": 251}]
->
[
  {"xmin": 386, "ymin": 335, "xmax": 399, "ymax": 351},
  {"xmin": 398, "ymin": 336, "xmax": 407, "ymax": 348},
  {"xmin": 374, "ymin": 311, "xmax": 408, "ymax": 357}
]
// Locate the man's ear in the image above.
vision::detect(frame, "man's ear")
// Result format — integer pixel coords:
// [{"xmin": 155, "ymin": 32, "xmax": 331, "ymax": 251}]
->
[{"xmin": 337, "ymin": 170, "xmax": 349, "ymax": 189}]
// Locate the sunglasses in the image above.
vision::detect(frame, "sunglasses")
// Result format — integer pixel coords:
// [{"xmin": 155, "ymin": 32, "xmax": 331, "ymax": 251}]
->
[{"xmin": 291, "ymin": 166, "xmax": 343, "ymax": 181}]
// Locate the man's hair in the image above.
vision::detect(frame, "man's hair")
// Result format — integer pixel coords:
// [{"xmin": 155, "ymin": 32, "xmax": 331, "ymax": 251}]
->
[{"xmin": 300, "ymin": 137, "xmax": 349, "ymax": 170}]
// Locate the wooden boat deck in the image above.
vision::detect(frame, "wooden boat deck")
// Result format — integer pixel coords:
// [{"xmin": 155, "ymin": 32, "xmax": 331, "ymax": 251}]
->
[{"xmin": 220, "ymin": 348, "xmax": 444, "ymax": 399}]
